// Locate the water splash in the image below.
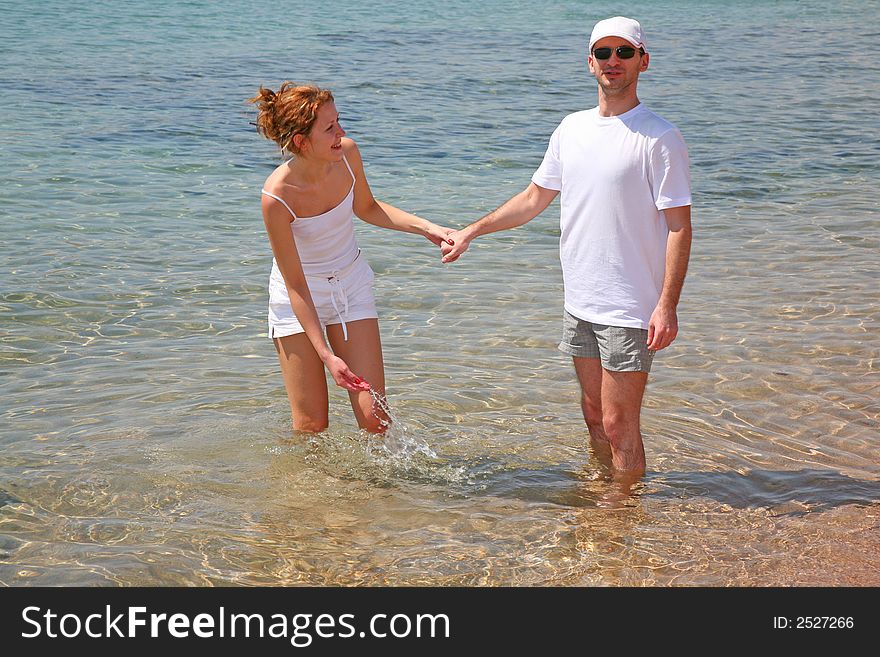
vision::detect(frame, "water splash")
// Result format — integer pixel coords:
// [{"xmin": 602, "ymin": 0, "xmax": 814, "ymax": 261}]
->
[
  {"xmin": 369, "ymin": 387, "xmax": 393, "ymax": 432},
  {"xmin": 368, "ymin": 387, "xmax": 437, "ymax": 461}
]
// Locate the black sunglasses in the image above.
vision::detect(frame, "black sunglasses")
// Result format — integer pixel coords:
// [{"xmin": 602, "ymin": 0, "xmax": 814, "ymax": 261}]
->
[{"xmin": 592, "ymin": 46, "xmax": 643, "ymax": 60}]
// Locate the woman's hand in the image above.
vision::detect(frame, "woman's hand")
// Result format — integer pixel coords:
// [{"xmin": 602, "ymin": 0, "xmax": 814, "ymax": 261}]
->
[
  {"xmin": 324, "ymin": 354, "xmax": 371, "ymax": 392},
  {"xmin": 422, "ymin": 222, "xmax": 455, "ymax": 248}
]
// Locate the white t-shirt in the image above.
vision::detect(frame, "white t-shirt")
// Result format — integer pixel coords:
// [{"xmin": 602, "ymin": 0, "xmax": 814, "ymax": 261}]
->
[{"xmin": 532, "ymin": 103, "xmax": 691, "ymax": 329}]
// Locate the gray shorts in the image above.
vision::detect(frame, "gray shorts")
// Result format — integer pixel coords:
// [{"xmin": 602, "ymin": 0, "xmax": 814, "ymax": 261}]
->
[{"xmin": 558, "ymin": 310, "xmax": 654, "ymax": 373}]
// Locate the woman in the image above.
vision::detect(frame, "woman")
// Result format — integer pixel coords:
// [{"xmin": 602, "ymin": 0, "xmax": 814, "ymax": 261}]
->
[{"xmin": 250, "ymin": 83, "xmax": 451, "ymax": 433}]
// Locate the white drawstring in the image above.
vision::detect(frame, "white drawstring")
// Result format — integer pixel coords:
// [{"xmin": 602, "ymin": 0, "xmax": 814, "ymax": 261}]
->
[{"xmin": 327, "ymin": 270, "xmax": 350, "ymax": 341}]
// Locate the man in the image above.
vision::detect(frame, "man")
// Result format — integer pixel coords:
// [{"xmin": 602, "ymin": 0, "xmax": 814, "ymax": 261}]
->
[{"xmin": 441, "ymin": 16, "xmax": 692, "ymax": 475}]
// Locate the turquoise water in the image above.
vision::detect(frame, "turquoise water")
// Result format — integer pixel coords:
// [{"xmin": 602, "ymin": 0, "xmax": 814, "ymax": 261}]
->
[{"xmin": 1, "ymin": 0, "xmax": 878, "ymax": 585}]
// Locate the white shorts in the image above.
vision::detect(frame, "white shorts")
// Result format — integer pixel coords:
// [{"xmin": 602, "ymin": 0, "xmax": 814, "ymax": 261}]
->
[{"xmin": 268, "ymin": 250, "xmax": 378, "ymax": 340}]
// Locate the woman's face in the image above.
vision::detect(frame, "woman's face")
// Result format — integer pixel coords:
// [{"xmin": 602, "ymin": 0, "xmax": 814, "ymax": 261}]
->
[{"xmin": 300, "ymin": 101, "xmax": 346, "ymax": 160}]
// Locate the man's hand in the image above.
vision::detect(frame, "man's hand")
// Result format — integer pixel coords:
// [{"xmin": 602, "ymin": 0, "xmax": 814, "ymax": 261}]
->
[{"xmin": 646, "ymin": 302, "xmax": 678, "ymax": 351}]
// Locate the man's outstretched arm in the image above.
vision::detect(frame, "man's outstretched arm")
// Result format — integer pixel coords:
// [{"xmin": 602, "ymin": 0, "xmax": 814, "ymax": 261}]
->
[{"xmin": 440, "ymin": 183, "xmax": 558, "ymax": 263}]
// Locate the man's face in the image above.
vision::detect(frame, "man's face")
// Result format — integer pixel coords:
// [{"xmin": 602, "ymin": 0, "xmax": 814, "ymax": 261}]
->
[{"xmin": 588, "ymin": 36, "xmax": 649, "ymax": 95}]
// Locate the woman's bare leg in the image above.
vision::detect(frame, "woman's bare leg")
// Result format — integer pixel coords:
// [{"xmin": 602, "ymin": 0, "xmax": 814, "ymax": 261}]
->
[
  {"xmin": 327, "ymin": 319, "xmax": 387, "ymax": 433},
  {"xmin": 274, "ymin": 332, "xmax": 329, "ymax": 433}
]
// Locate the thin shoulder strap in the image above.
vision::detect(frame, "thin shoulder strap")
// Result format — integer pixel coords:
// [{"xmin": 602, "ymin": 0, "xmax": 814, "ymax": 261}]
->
[
  {"xmin": 341, "ymin": 154, "xmax": 355, "ymax": 184},
  {"xmin": 261, "ymin": 190, "xmax": 298, "ymax": 220}
]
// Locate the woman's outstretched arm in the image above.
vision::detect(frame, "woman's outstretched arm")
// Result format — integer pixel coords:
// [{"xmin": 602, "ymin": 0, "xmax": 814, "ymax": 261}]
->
[{"xmin": 344, "ymin": 139, "xmax": 454, "ymax": 247}]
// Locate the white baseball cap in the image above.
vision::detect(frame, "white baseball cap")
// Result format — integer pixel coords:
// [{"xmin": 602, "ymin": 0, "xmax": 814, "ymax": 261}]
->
[{"xmin": 589, "ymin": 16, "xmax": 647, "ymax": 52}]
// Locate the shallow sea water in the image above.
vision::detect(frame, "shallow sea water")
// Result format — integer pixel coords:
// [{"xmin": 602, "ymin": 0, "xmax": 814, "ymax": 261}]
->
[{"xmin": 1, "ymin": 0, "xmax": 878, "ymax": 586}]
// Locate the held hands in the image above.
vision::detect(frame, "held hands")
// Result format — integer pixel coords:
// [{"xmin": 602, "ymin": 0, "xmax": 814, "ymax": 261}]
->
[
  {"xmin": 440, "ymin": 229, "xmax": 471, "ymax": 263},
  {"xmin": 422, "ymin": 222, "xmax": 456, "ymax": 248},
  {"xmin": 325, "ymin": 354, "xmax": 371, "ymax": 392},
  {"xmin": 646, "ymin": 302, "xmax": 679, "ymax": 351},
  {"xmin": 418, "ymin": 217, "xmax": 469, "ymax": 263}
]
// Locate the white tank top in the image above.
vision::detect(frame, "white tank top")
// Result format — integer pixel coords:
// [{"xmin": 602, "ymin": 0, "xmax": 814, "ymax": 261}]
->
[{"xmin": 261, "ymin": 156, "xmax": 359, "ymax": 276}]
